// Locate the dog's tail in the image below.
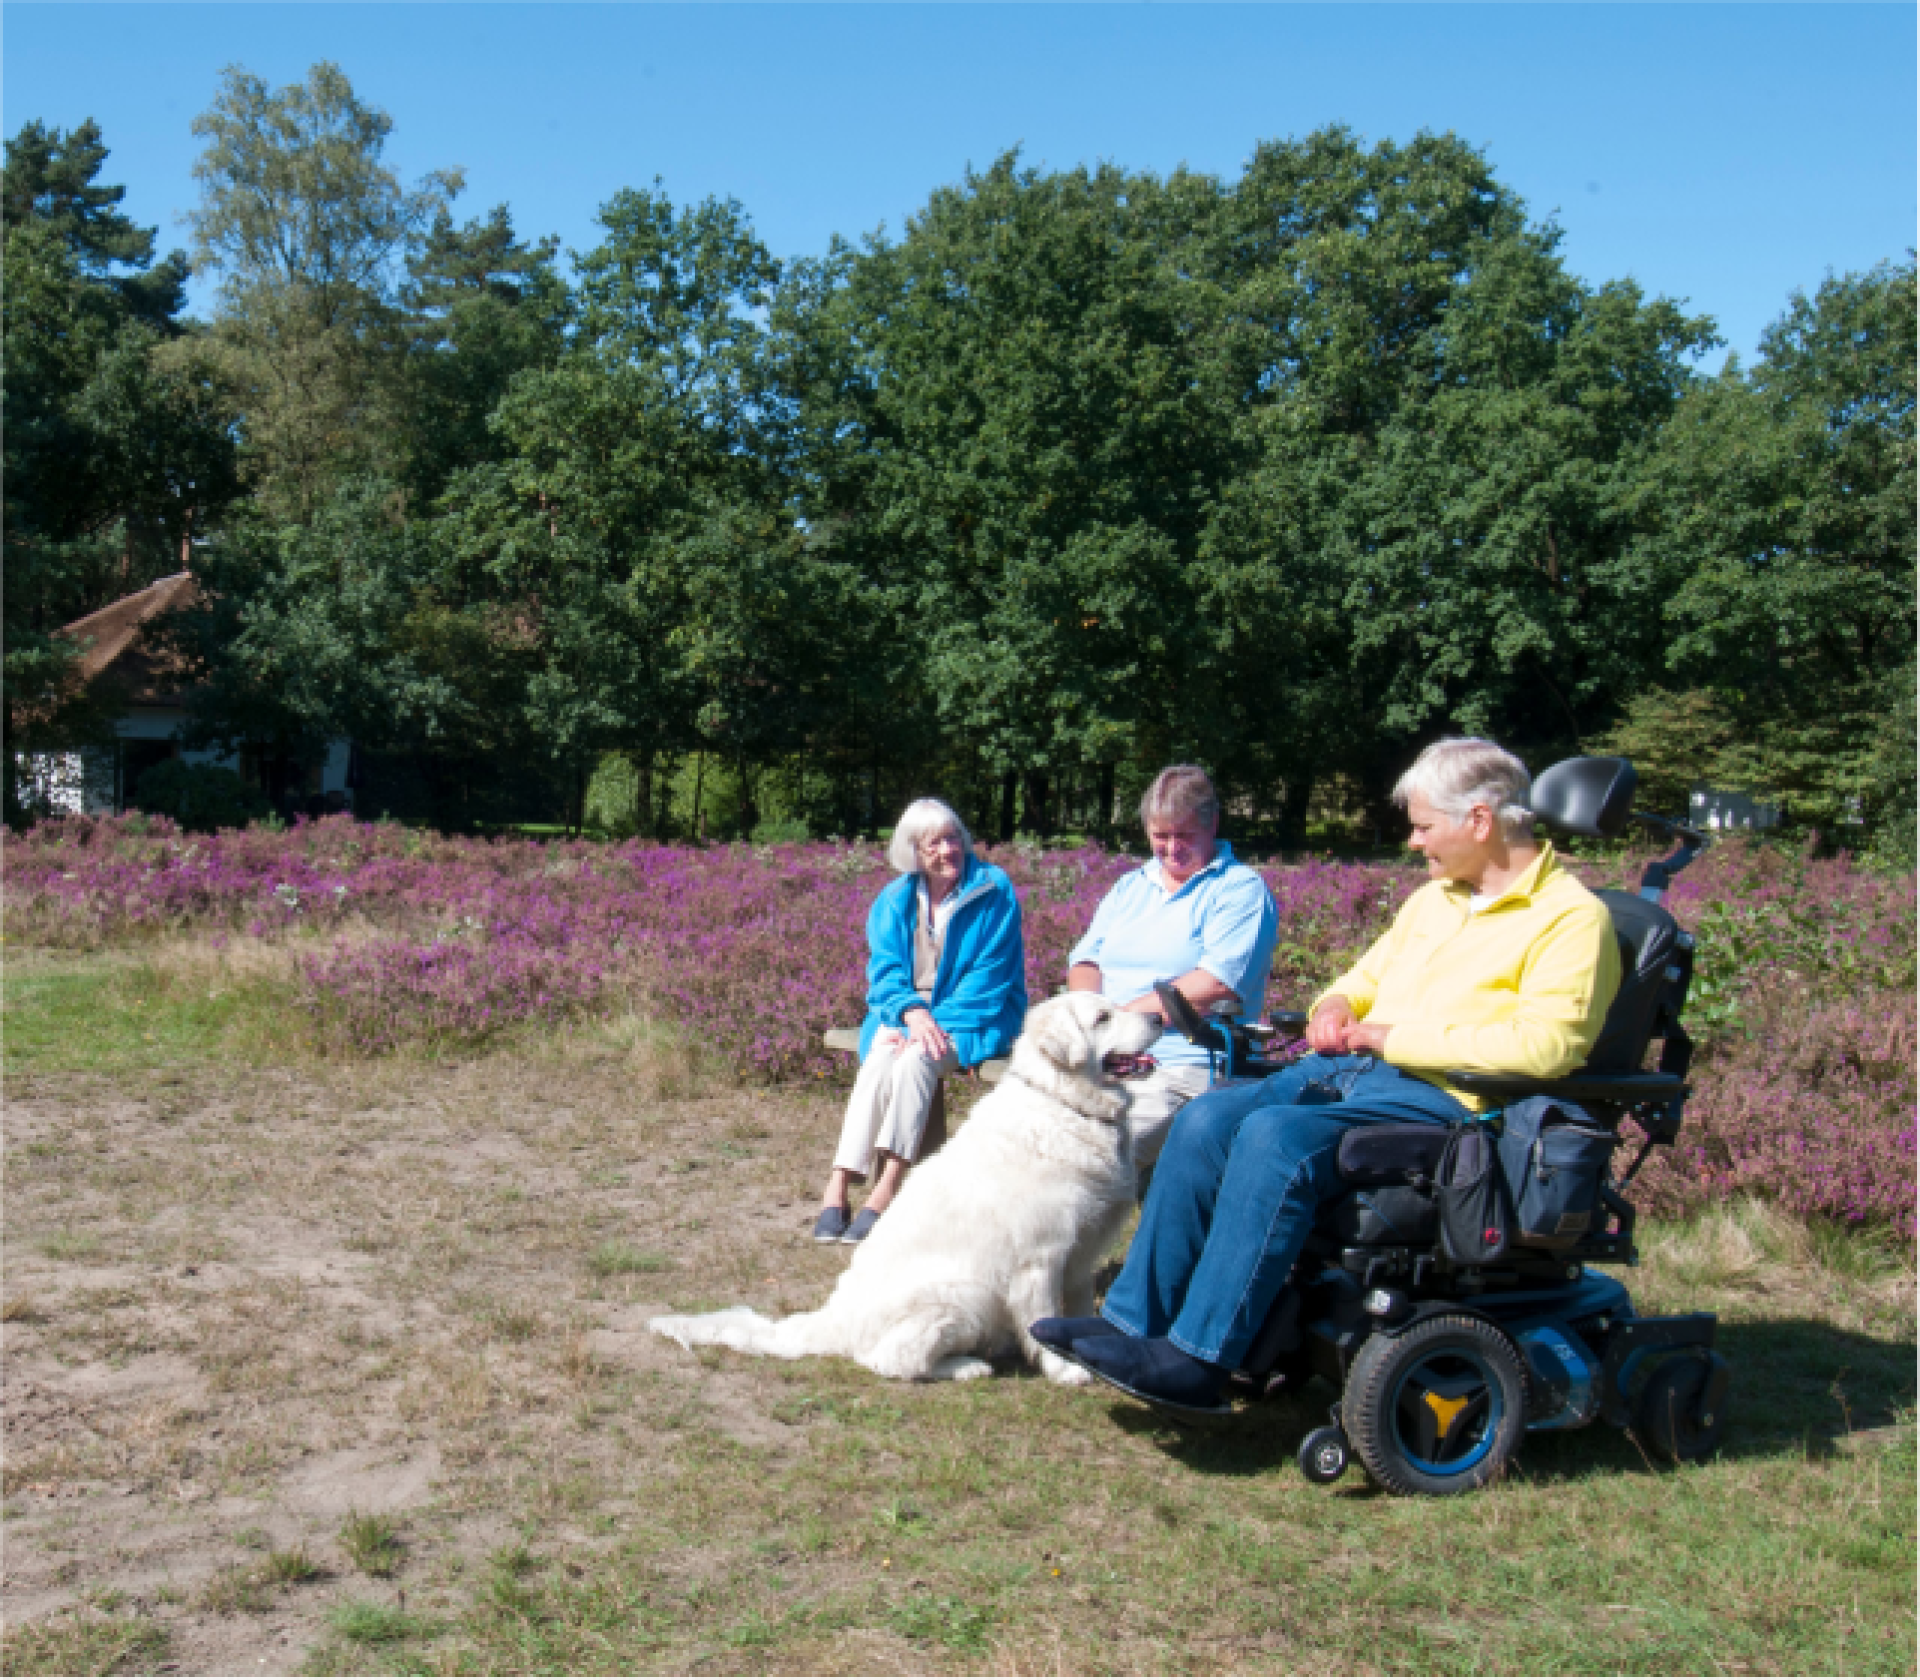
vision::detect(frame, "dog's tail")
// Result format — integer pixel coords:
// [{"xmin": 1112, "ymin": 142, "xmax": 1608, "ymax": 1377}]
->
[{"xmin": 647, "ymin": 1306, "xmax": 840, "ymax": 1361}]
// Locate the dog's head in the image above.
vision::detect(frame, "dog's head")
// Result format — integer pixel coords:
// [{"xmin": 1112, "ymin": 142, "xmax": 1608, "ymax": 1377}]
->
[{"xmin": 1017, "ymin": 992, "xmax": 1162, "ymax": 1089}]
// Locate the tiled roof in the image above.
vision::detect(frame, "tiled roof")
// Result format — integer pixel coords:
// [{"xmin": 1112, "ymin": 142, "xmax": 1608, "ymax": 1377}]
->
[{"xmin": 59, "ymin": 571, "xmax": 201, "ymax": 702}]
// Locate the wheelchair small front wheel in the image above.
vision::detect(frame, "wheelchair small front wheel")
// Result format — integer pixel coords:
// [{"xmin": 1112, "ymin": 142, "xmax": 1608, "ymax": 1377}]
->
[
  {"xmin": 1298, "ymin": 1424, "xmax": 1350, "ymax": 1484},
  {"xmin": 1344, "ymin": 1314, "xmax": 1527, "ymax": 1497}
]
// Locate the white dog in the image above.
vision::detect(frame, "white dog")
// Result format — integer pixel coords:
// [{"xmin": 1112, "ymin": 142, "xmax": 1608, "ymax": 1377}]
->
[{"xmin": 649, "ymin": 993, "xmax": 1161, "ymax": 1384}]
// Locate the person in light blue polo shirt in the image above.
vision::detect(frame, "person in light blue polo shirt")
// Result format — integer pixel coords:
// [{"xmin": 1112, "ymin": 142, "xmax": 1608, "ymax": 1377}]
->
[{"xmin": 1068, "ymin": 765, "xmax": 1278, "ymax": 1168}]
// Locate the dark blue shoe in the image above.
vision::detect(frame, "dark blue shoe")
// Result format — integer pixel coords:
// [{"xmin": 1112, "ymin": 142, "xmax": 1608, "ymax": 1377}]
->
[
  {"xmin": 840, "ymin": 1207, "xmax": 882, "ymax": 1244},
  {"xmin": 811, "ymin": 1207, "xmax": 849, "ymax": 1243},
  {"xmin": 1075, "ymin": 1334, "xmax": 1231, "ymax": 1423},
  {"xmin": 1029, "ymin": 1316, "xmax": 1121, "ymax": 1358}
]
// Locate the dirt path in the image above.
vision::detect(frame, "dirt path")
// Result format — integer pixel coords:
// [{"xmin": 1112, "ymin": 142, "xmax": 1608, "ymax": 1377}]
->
[{"xmin": 3, "ymin": 1048, "xmax": 866, "ymax": 1672}]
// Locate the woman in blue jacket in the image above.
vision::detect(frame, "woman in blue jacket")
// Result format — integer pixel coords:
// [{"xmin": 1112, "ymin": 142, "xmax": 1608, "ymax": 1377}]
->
[{"xmin": 813, "ymin": 798, "xmax": 1027, "ymax": 1245}]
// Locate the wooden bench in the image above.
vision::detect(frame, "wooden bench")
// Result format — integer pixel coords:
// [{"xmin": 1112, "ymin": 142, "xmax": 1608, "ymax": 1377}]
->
[{"xmin": 821, "ymin": 1029, "xmax": 1009, "ymax": 1161}]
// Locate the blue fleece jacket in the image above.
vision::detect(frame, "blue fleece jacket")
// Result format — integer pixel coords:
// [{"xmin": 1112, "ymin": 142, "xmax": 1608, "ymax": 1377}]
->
[{"xmin": 858, "ymin": 856, "xmax": 1027, "ymax": 1068}]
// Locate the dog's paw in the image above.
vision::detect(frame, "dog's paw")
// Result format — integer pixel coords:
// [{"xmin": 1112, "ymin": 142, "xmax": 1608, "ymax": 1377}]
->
[
  {"xmin": 1037, "ymin": 1350, "xmax": 1094, "ymax": 1386},
  {"xmin": 929, "ymin": 1355, "xmax": 995, "ymax": 1382}
]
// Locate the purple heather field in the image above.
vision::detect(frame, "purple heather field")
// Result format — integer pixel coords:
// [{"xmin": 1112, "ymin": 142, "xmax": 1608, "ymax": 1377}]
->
[{"xmin": 8, "ymin": 815, "xmax": 1914, "ymax": 1235}]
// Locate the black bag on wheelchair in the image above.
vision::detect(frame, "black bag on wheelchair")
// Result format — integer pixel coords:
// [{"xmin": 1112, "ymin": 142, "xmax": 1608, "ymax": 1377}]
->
[
  {"xmin": 1435, "ymin": 1123, "xmax": 1512, "ymax": 1264},
  {"xmin": 1497, "ymin": 1096, "xmax": 1618, "ymax": 1251}
]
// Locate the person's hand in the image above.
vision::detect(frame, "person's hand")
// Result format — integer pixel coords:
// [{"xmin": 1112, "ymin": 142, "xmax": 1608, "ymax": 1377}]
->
[
  {"xmin": 1123, "ymin": 993, "xmax": 1164, "ymax": 1014},
  {"xmin": 1342, "ymin": 1020, "xmax": 1392, "ymax": 1056},
  {"xmin": 1307, "ymin": 997, "xmax": 1358, "ymax": 1055},
  {"xmin": 874, "ymin": 1025, "xmax": 905, "ymax": 1052},
  {"xmin": 902, "ymin": 1007, "xmax": 953, "ymax": 1061}
]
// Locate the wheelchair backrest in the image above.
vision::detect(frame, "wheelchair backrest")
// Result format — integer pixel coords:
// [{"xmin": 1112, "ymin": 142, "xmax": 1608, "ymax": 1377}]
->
[{"xmin": 1583, "ymin": 888, "xmax": 1688, "ymax": 1073}]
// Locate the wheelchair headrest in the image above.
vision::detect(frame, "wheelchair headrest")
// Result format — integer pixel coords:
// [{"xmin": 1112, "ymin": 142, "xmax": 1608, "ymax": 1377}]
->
[{"xmin": 1527, "ymin": 757, "xmax": 1637, "ymax": 839}]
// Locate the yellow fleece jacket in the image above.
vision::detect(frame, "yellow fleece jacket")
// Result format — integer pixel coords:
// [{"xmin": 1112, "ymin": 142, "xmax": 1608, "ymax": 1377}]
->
[{"xmin": 1313, "ymin": 843, "xmax": 1621, "ymax": 1109}]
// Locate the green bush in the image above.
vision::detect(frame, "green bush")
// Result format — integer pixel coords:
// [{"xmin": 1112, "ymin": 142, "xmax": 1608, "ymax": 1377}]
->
[{"xmin": 132, "ymin": 758, "xmax": 272, "ymax": 832}]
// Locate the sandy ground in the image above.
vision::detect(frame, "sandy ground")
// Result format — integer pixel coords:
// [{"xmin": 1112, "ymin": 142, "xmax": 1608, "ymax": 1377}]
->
[
  {"xmin": 6, "ymin": 1030, "xmax": 1914, "ymax": 1677},
  {"xmin": 3, "ymin": 1043, "xmax": 884, "ymax": 1672}
]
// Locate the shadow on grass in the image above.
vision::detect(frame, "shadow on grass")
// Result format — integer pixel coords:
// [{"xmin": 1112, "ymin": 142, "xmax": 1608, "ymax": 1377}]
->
[{"xmin": 1100, "ymin": 1313, "xmax": 1916, "ymax": 1484}]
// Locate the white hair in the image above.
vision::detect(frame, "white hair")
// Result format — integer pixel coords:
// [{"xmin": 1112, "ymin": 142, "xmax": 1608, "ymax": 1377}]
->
[
  {"xmin": 1393, "ymin": 738, "xmax": 1535, "ymax": 840},
  {"xmin": 887, "ymin": 798, "xmax": 973, "ymax": 874}
]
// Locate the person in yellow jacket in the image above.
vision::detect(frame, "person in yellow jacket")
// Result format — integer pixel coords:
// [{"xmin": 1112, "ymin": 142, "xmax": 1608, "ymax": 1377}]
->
[{"xmin": 1031, "ymin": 737, "xmax": 1623, "ymax": 1415}]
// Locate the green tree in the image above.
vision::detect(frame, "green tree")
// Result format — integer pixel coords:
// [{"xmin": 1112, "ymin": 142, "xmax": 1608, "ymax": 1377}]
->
[
  {"xmin": 392, "ymin": 205, "xmax": 569, "ymax": 505},
  {"xmin": 1194, "ymin": 129, "xmax": 1716, "ymax": 832},
  {"xmin": 3, "ymin": 120, "xmax": 237, "ymax": 821},
  {"xmin": 1864, "ymin": 655, "xmax": 1916, "ymax": 865},
  {"xmin": 170, "ymin": 477, "xmax": 531, "ymax": 814},
  {"xmin": 1610, "ymin": 260, "xmax": 1916, "ymax": 836},
  {"xmin": 3, "ymin": 117, "xmax": 188, "ymax": 324},
  {"xmin": 430, "ymin": 186, "xmax": 824, "ymax": 830},
  {"xmin": 189, "ymin": 61, "xmax": 463, "ymax": 518},
  {"xmin": 790, "ymin": 154, "xmax": 1238, "ymax": 836}
]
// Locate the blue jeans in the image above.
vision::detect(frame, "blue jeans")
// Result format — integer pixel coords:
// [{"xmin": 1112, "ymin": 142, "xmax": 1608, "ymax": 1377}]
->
[{"xmin": 1101, "ymin": 1054, "xmax": 1468, "ymax": 1367}]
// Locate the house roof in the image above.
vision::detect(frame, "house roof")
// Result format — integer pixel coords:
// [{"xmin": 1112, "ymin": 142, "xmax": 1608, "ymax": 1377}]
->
[{"xmin": 59, "ymin": 571, "xmax": 202, "ymax": 703}]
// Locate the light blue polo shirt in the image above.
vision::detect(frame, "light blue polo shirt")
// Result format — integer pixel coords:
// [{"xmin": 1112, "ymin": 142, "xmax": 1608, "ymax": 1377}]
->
[{"xmin": 1068, "ymin": 843, "xmax": 1279, "ymax": 1069}]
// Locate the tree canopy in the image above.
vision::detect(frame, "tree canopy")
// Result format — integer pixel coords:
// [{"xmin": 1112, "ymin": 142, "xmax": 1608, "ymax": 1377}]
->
[{"xmin": 5, "ymin": 67, "xmax": 1912, "ymax": 852}]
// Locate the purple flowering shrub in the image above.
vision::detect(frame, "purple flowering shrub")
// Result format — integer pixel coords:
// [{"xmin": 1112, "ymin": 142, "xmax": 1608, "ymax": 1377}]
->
[
  {"xmin": 6, "ymin": 816, "xmax": 1912, "ymax": 1231},
  {"xmin": 1636, "ymin": 989, "xmax": 1916, "ymax": 1235}
]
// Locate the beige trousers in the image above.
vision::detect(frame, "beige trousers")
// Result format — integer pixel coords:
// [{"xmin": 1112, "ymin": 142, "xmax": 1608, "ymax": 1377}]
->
[
  {"xmin": 833, "ymin": 1037, "xmax": 962, "ymax": 1177},
  {"xmin": 1124, "ymin": 1063, "xmax": 1215, "ymax": 1169}
]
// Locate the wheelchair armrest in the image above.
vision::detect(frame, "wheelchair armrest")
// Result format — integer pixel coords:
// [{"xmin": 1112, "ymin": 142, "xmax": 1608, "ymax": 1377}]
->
[
  {"xmin": 1268, "ymin": 1010, "xmax": 1309, "ymax": 1032},
  {"xmin": 1445, "ymin": 1069, "xmax": 1687, "ymax": 1105}
]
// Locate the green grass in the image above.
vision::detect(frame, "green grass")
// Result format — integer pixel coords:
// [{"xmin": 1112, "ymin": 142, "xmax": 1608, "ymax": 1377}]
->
[
  {"xmin": 586, "ymin": 1240, "xmax": 672, "ymax": 1277},
  {"xmin": 0, "ymin": 1612, "xmax": 169, "ymax": 1677},
  {"xmin": 304, "ymin": 1195, "xmax": 1916, "ymax": 1677},
  {"xmin": 1, "ymin": 952, "xmax": 303, "ymax": 1073},
  {"xmin": 322, "ymin": 1598, "xmax": 434, "ymax": 1644},
  {"xmin": 263, "ymin": 1544, "xmax": 321, "ymax": 1584},
  {"xmin": 4, "ymin": 943, "xmax": 1910, "ymax": 1676},
  {"xmin": 337, "ymin": 1511, "xmax": 404, "ymax": 1578},
  {"xmin": 307, "ymin": 1397, "xmax": 1916, "ymax": 1676}
]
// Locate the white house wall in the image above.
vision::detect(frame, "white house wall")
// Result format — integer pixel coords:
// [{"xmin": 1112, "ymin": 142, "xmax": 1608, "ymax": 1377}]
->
[{"xmin": 24, "ymin": 716, "xmax": 348, "ymax": 817}]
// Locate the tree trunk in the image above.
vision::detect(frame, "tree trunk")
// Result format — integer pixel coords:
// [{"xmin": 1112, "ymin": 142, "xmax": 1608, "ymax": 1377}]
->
[
  {"xmin": 1022, "ymin": 770, "xmax": 1051, "ymax": 839},
  {"xmin": 1098, "ymin": 763, "xmax": 1117, "ymax": 840},
  {"xmin": 1278, "ymin": 772, "xmax": 1315, "ymax": 850},
  {"xmin": 637, "ymin": 752, "xmax": 660, "ymax": 837},
  {"xmin": 998, "ymin": 772, "xmax": 1018, "ymax": 843},
  {"xmin": 692, "ymin": 751, "xmax": 706, "ymax": 842},
  {"xmin": 737, "ymin": 755, "xmax": 759, "ymax": 837}
]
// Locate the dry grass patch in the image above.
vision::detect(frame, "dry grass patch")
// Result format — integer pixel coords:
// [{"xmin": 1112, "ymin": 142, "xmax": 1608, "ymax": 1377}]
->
[{"xmin": 1, "ymin": 962, "xmax": 1912, "ymax": 1674}]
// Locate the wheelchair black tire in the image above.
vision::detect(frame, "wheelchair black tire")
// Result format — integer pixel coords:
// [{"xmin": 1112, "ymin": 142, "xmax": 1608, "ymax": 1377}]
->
[
  {"xmin": 1344, "ymin": 1314, "xmax": 1528, "ymax": 1497},
  {"xmin": 1637, "ymin": 1355, "xmax": 1727, "ymax": 1464}
]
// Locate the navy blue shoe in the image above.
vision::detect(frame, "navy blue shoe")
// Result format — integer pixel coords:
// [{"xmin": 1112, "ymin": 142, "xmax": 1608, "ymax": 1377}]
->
[
  {"xmin": 1029, "ymin": 1316, "xmax": 1121, "ymax": 1358},
  {"xmin": 810, "ymin": 1207, "xmax": 849, "ymax": 1243},
  {"xmin": 840, "ymin": 1207, "xmax": 882, "ymax": 1244},
  {"xmin": 1075, "ymin": 1334, "xmax": 1231, "ymax": 1423}
]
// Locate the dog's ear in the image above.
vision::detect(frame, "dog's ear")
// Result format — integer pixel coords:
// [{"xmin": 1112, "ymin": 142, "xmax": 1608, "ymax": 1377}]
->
[{"xmin": 1028, "ymin": 997, "xmax": 1088, "ymax": 1070}]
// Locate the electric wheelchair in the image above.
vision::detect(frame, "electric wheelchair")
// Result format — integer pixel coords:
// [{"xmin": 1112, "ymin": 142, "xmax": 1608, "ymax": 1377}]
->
[{"xmin": 1146, "ymin": 756, "xmax": 1730, "ymax": 1497}]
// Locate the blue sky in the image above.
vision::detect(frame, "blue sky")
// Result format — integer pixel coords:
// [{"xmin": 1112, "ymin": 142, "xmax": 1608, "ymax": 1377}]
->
[{"xmin": 7, "ymin": 2, "xmax": 1914, "ymax": 363}]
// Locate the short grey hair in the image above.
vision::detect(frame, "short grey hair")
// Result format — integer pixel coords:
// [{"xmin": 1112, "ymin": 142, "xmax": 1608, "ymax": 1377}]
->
[
  {"xmin": 1139, "ymin": 765, "xmax": 1220, "ymax": 831},
  {"xmin": 887, "ymin": 798, "xmax": 973, "ymax": 874},
  {"xmin": 1393, "ymin": 738, "xmax": 1535, "ymax": 840}
]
